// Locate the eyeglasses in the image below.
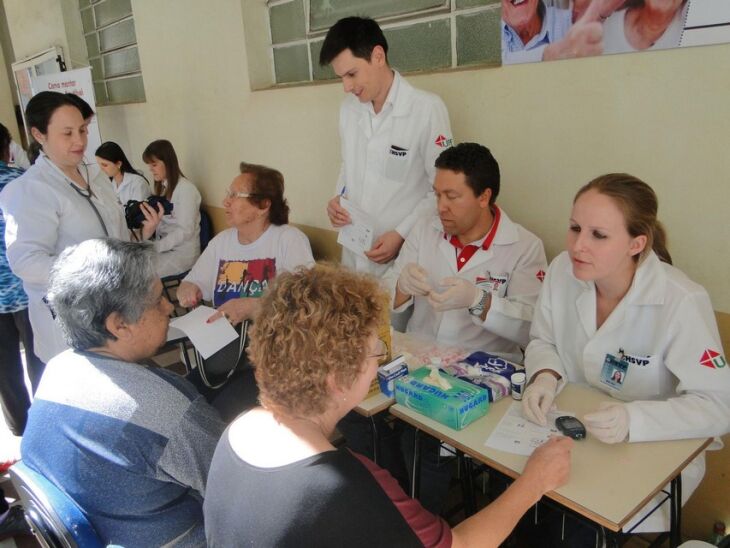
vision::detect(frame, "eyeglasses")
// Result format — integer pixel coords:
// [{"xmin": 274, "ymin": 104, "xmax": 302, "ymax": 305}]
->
[
  {"xmin": 224, "ymin": 190, "xmax": 261, "ymax": 200},
  {"xmin": 368, "ymin": 338, "xmax": 389, "ymax": 360}
]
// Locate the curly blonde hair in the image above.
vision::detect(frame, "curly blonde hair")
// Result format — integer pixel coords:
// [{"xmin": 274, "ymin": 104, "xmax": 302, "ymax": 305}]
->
[{"xmin": 249, "ymin": 263, "xmax": 385, "ymax": 419}]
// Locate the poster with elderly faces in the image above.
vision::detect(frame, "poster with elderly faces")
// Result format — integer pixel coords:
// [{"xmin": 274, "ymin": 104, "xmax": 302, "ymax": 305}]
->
[{"xmin": 501, "ymin": 0, "xmax": 730, "ymax": 65}]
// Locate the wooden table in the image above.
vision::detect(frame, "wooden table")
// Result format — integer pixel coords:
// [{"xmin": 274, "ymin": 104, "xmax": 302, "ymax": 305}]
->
[{"xmin": 390, "ymin": 383, "xmax": 711, "ymax": 546}]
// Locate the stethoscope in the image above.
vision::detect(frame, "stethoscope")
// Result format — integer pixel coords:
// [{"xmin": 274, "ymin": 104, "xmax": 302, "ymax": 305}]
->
[{"xmin": 41, "ymin": 153, "xmax": 109, "ymax": 237}]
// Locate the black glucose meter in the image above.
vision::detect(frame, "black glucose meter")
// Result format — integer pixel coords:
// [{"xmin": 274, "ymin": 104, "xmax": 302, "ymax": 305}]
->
[{"xmin": 555, "ymin": 416, "xmax": 586, "ymax": 440}]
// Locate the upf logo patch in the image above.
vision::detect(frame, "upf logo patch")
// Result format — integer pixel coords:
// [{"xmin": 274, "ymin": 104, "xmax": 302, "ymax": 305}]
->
[
  {"xmin": 435, "ymin": 135, "xmax": 453, "ymax": 148},
  {"xmin": 700, "ymin": 349, "xmax": 727, "ymax": 369},
  {"xmin": 536, "ymin": 270, "xmax": 545, "ymax": 282}
]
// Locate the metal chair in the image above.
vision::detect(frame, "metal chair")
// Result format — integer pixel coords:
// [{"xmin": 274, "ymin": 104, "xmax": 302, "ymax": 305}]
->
[{"xmin": 9, "ymin": 461, "xmax": 103, "ymax": 548}]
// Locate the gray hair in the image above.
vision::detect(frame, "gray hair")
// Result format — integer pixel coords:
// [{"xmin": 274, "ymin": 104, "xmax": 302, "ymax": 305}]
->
[{"xmin": 47, "ymin": 238, "xmax": 158, "ymax": 350}]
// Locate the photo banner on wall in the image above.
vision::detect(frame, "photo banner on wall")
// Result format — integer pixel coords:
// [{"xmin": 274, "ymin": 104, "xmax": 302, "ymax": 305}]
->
[
  {"xmin": 30, "ymin": 67, "xmax": 102, "ymax": 166},
  {"xmin": 501, "ymin": 0, "xmax": 730, "ymax": 65}
]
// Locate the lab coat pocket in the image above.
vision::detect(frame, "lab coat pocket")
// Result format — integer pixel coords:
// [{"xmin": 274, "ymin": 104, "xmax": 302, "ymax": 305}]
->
[
  {"xmin": 384, "ymin": 146, "xmax": 411, "ymax": 183},
  {"xmin": 621, "ymin": 353, "xmax": 664, "ymax": 399}
]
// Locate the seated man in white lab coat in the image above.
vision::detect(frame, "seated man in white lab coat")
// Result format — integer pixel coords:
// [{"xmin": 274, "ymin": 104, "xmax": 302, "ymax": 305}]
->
[{"xmin": 382, "ymin": 142, "xmax": 548, "ymax": 513}]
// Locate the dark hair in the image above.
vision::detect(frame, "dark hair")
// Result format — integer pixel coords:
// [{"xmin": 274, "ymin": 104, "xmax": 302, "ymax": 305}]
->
[
  {"xmin": 96, "ymin": 141, "xmax": 147, "ymax": 181},
  {"xmin": 28, "ymin": 141, "xmax": 42, "ymax": 165},
  {"xmin": 240, "ymin": 162, "xmax": 290, "ymax": 225},
  {"xmin": 0, "ymin": 123, "xmax": 10, "ymax": 162},
  {"xmin": 319, "ymin": 17, "xmax": 389, "ymax": 66},
  {"xmin": 25, "ymin": 91, "xmax": 94, "ymax": 135},
  {"xmin": 574, "ymin": 173, "xmax": 672, "ymax": 265},
  {"xmin": 64, "ymin": 92, "xmax": 95, "ymax": 120},
  {"xmin": 435, "ymin": 142, "xmax": 500, "ymax": 204},
  {"xmin": 142, "ymin": 139, "xmax": 184, "ymax": 199}
]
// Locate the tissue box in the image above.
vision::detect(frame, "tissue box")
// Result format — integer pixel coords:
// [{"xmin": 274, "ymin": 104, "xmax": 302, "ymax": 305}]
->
[
  {"xmin": 440, "ymin": 351, "xmax": 521, "ymax": 402},
  {"xmin": 395, "ymin": 367, "xmax": 488, "ymax": 430},
  {"xmin": 377, "ymin": 355, "xmax": 408, "ymax": 397}
]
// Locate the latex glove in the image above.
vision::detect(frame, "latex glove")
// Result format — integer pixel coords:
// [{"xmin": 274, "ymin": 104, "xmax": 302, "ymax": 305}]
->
[
  {"xmin": 427, "ymin": 277, "xmax": 481, "ymax": 312},
  {"xmin": 522, "ymin": 373, "xmax": 558, "ymax": 426},
  {"xmin": 583, "ymin": 402, "xmax": 629, "ymax": 444},
  {"xmin": 397, "ymin": 263, "xmax": 432, "ymax": 297}
]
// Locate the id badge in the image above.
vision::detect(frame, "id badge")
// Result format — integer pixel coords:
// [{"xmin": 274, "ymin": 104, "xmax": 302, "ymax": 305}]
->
[{"xmin": 600, "ymin": 353, "xmax": 628, "ymax": 390}]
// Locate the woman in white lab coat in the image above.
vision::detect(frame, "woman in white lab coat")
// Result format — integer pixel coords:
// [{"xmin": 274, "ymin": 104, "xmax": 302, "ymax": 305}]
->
[
  {"xmin": 95, "ymin": 141, "xmax": 150, "ymax": 206},
  {"xmin": 0, "ymin": 92, "xmax": 161, "ymax": 363},
  {"xmin": 523, "ymin": 173, "xmax": 730, "ymax": 531},
  {"xmin": 143, "ymin": 139, "xmax": 201, "ymax": 277}
]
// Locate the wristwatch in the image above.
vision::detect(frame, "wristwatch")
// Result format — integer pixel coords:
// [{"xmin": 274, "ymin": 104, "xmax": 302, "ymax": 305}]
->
[{"xmin": 468, "ymin": 289, "xmax": 490, "ymax": 317}]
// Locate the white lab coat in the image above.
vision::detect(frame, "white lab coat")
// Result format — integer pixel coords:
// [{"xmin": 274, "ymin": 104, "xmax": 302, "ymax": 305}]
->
[
  {"xmin": 336, "ymin": 71, "xmax": 453, "ymax": 277},
  {"xmin": 0, "ymin": 153, "xmax": 128, "ymax": 362},
  {"xmin": 9, "ymin": 140, "xmax": 30, "ymax": 170},
  {"xmin": 113, "ymin": 171, "xmax": 151, "ymax": 206},
  {"xmin": 526, "ymin": 250, "xmax": 730, "ymax": 531},
  {"xmin": 383, "ymin": 210, "xmax": 547, "ymax": 363},
  {"xmin": 154, "ymin": 177, "xmax": 201, "ymax": 277}
]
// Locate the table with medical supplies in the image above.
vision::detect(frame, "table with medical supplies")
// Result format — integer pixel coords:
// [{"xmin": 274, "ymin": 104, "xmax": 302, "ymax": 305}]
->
[{"xmin": 390, "ymin": 383, "xmax": 712, "ymax": 547}]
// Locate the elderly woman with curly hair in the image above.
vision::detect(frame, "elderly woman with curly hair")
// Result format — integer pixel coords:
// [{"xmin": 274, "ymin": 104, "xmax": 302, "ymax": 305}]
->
[{"xmin": 203, "ymin": 264, "xmax": 572, "ymax": 548}]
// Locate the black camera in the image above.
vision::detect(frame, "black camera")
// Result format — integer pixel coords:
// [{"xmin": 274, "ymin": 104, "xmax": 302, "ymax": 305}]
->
[{"xmin": 124, "ymin": 196, "xmax": 174, "ymax": 229}]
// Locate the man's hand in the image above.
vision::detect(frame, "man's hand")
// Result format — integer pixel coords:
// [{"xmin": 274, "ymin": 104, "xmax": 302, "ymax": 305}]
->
[
  {"xmin": 427, "ymin": 277, "xmax": 481, "ymax": 312},
  {"xmin": 522, "ymin": 436, "xmax": 573, "ymax": 496},
  {"xmin": 326, "ymin": 195, "xmax": 351, "ymax": 227},
  {"xmin": 522, "ymin": 373, "xmax": 559, "ymax": 426},
  {"xmin": 140, "ymin": 201, "xmax": 165, "ymax": 240},
  {"xmin": 583, "ymin": 402, "xmax": 629, "ymax": 444},
  {"xmin": 397, "ymin": 263, "xmax": 432, "ymax": 297},
  {"xmin": 206, "ymin": 297, "xmax": 260, "ymax": 327},
  {"xmin": 364, "ymin": 230, "xmax": 404, "ymax": 264},
  {"xmin": 176, "ymin": 281, "xmax": 202, "ymax": 308},
  {"xmin": 543, "ymin": 0, "xmax": 603, "ymax": 61}
]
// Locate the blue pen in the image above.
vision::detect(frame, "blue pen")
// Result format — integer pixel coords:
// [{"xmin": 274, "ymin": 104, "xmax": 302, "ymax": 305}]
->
[{"xmin": 339, "ymin": 186, "xmax": 347, "ymax": 198}]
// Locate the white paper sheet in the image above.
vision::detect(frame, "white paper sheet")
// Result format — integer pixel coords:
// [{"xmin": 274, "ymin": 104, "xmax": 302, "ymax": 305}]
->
[
  {"xmin": 484, "ymin": 401, "xmax": 574, "ymax": 456},
  {"xmin": 169, "ymin": 306, "xmax": 238, "ymax": 359},
  {"xmin": 337, "ymin": 197, "xmax": 375, "ymax": 257}
]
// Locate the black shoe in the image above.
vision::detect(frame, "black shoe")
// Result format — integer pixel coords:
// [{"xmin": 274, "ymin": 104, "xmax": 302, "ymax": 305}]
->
[{"xmin": 0, "ymin": 505, "xmax": 32, "ymax": 540}]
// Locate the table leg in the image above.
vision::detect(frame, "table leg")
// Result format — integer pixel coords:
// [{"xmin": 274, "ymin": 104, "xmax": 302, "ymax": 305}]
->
[
  {"xmin": 369, "ymin": 415, "xmax": 380, "ymax": 466},
  {"xmin": 669, "ymin": 474, "xmax": 682, "ymax": 548},
  {"xmin": 410, "ymin": 428, "xmax": 421, "ymax": 499},
  {"xmin": 457, "ymin": 451, "xmax": 476, "ymax": 517}
]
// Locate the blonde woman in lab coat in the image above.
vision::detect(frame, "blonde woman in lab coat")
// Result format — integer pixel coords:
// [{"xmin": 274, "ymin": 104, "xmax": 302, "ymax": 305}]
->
[{"xmin": 523, "ymin": 173, "xmax": 730, "ymax": 532}]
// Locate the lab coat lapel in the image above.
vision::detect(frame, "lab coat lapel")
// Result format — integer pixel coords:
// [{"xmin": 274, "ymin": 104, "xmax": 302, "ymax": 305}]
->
[{"xmin": 575, "ymin": 284, "xmax": 596, "ymax": 338}]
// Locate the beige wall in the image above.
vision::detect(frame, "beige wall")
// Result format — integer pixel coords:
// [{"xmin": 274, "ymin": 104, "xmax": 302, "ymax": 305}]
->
[
  {"xmin": 3, "ymin": 0, "xmax": 729, "ymax": 537},
  {"xmin": 0, "ymin": 35, "xmax": 18, "ymax": 141}
]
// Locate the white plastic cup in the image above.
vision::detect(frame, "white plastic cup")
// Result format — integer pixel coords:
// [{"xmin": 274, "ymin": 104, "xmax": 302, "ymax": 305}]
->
[{"xmin": 511, "ymin": 372, "xmax": 526, "ymax": 400}]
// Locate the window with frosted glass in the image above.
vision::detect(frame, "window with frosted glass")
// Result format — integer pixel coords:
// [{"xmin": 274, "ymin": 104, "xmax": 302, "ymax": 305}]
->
[
  {"xmin": 265, "ymin": 0, "xmax": 500, "ymax": 86},
  {"xmin": 79, "ymin": 0, "xmax": 146, "ymax": 104}
]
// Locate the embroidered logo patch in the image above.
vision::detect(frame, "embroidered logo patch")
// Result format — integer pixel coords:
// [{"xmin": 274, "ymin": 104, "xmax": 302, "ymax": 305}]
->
[
  {"xmin": 700, "ymin": 349, "xmax": 727, "ymax": 369},
  {"xmin": 536, "ymin": 270, "xmax": 545, "ymax": 282},
  {"xmin": 434, "ymin": 135, "xmax": 453, "ymax": 148}
]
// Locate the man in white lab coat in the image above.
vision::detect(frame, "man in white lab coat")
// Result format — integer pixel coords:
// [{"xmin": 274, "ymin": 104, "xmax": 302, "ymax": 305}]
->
[
  {"xmin": 386, "ymin": 142, "xmax": 547, "ymax": 363},
  {"xmin": 320, "ymin": 16, "xmax": 453, "ymax": 278},
  {"xmin": 383, "ymin": 142, "xmax": 548, "ymax": 514}
]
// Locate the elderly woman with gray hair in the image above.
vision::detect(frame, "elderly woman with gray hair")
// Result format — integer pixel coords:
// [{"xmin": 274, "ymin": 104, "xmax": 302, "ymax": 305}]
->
[{"xmin": 20, "ymin": 238, "xmax": 224, "ymax": 547}]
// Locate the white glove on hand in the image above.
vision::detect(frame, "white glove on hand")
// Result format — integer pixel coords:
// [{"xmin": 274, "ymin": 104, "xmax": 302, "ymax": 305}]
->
[
  {"xmin": 522, "ymin": 373, "xmax": 558, "ymax": 426},
  {"xmin": 427, "ymin": 277, "xmax": 481, "ymax": 312},
  {"xmin": 397, "ymin": 263, "xmax": 432, "ymax": 297},
  {"xmin": 583, "ymin": 402, "xmax": 629, "ymax": 444}
]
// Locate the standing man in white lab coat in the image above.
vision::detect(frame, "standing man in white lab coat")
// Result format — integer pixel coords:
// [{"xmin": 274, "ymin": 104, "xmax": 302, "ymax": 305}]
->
[{"xmin": 320, "ymin": 16, "xmax": 453, "ymax": 278}]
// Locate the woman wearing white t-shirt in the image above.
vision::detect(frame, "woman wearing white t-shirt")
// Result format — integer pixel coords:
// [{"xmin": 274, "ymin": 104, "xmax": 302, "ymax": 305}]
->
[
  {"xmin": 143, "ymin": 139, "xmax": 201, "ymax": 277},
  {"xmin": 95, "ymin": 141, "xmax": 150, "ymax": 206},
  {"xmin": 177, "ymin": 162, "xmax": 313, "ymax": 324}
]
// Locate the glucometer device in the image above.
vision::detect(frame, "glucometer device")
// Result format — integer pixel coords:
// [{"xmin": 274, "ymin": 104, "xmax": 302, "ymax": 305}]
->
[{"xmin": 555, "ymin": 416, "xmax": 586, "ymax": 440}]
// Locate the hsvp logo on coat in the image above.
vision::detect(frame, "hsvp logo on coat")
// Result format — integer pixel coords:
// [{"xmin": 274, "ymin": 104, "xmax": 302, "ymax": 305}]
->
[{"xmin": 700, "ymin": 349, "xmax": 727, "ymax": 369}]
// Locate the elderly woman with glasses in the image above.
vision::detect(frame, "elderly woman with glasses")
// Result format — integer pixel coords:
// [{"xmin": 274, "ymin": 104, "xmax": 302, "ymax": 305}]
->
[
  {"xmin": 177, "ymin": 162, "xmax": 313, "ymax": 325},
  {"xmin": 203, "ymin": 264, "xmax": 572, "ymax": 547}
]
